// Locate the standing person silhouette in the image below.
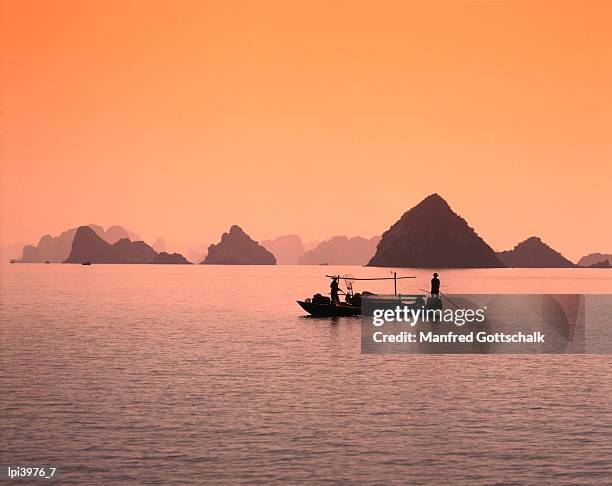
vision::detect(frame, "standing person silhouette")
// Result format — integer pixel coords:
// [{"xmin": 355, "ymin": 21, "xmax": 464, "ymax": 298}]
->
[
  {"xmin": 431, "ymin": 273, "xmax": 440, "ymax": 299},
  {"xmin": 330, "ymin": 276, "xmax": 341, "ymax": 304}
]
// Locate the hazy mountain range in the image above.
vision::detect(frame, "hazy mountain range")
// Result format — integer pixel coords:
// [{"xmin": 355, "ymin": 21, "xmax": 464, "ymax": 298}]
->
[
  {"xmin": 7, "ymin": 195, "xmax": 609, "ymax": 267},
  {"xmin": 299, "ymin": 236, "xmax": 381, "ymax": 265},
  {"xmin": 0, "ymin": 242, "xmax": 26, "ymax": 262},
  {"xmin": 260, "ymin": 235, "xmax": 380, "ymax": 265},
  {"xmin": 577, "ymin": 253, "xmax": 612, "ymax": 268},
  {"xmin": 261, "ymin": 235, "xmax": 304, "ymax": 264},
  {"xmin": 17, "ymin": 225, "xmax": 140, "ymax": 263}
]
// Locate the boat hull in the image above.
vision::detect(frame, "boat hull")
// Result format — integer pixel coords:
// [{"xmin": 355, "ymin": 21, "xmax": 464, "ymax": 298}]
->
[{"xmin": 297, "ymin": 300, "xmax": 361, "ymax": 317}]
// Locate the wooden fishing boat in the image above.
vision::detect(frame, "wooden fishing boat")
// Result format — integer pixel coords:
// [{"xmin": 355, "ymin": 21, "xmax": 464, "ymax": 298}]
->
[
  {"xmin": 297, "ymin": 273, "xmax": 419, "ymax": 317},
  {"xmin": 297, "ymin": 300, "xmax": 361, "ymax": 317}
]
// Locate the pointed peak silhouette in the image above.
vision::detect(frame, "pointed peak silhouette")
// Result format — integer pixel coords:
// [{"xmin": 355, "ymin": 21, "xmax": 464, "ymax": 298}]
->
[
  {"xmin": 74, "ymin": 225, "xmax": 99, "ymax": 239},
  {"xmin": 368, "ymin": 194, "xmax": 503, "ymax": 268},
  {"xmin": 203, "ymin": 225, "xmax": 276, "ymax": 265},
  {"xmin": 419, "ymin": 193, "xmax": 448, "ymax": 206}
]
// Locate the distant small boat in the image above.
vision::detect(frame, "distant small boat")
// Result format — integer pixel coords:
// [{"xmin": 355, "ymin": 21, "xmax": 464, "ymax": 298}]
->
[
  {"xmin": 319, "ymin": 263, "xmax": 329, "ymax": 266},
  {"xmin": 82, "ymin": 261, "xmax": 92, "ymax": 265},
  {"xmin": 45, "ymin": 261, "xmax": 50, "ymax": 264}
]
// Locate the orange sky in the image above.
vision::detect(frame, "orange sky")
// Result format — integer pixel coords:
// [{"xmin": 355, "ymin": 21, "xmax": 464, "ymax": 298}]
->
[{"xmin": 1, "ymin": 1, "xmax": 611, "ymax": 260}]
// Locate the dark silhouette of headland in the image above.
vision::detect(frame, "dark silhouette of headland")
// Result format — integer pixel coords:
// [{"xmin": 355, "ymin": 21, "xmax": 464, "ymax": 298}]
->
[
  {"xmin": 497, "ymin": 237, "xmax": 576, "ymax": 268},
  {"xmin": 64, "ymin": 226, "xmax": 190, "ymax": 264},
  {"xmin": 18, "ymin": 224, "xmax": 140, "ymax": 263},
  {"xmin": 368, "ymin": 194, "xmax": 503, "ymax": 268},
  {"xmin": 202, "ymin": 225, "xmax": 276, "ymax": 265}
]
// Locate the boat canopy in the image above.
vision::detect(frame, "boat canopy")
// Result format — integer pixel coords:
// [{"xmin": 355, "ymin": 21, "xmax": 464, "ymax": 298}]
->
[
  {"xmin": 325, "ymin": 275, "xmax": 415, "ymax": 281},
  {"xmin": 326, "ymin": 272, "xmax": 416, "ymax": 295}
]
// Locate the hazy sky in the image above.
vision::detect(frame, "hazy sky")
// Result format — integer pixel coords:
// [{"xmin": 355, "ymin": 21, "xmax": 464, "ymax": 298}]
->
[{"xmin": 2, "ymin": 1, "xmax": 611, "ymax": 260}]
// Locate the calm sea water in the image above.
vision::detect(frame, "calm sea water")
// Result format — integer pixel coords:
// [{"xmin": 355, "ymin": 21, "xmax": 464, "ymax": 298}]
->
[{"xmin": 1, "ymin": 264, "xmax": 611, "ymax": 485}]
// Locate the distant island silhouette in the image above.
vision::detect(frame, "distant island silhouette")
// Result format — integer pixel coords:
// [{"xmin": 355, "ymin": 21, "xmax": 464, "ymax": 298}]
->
[
  {"xmin": 261, "ymin": 235, "xmax": 304, "ymax": 264},
  {"xmin": 202, "ymin": 225, "xmax": 276, "ymax": 265},
  {"xmin": 298, "ymin": 236, "xmax": 380, "ymax": 265},
  {"xmin": 65, "ymin": 226, "xmax": 190, "ymax": 264},
  {"xmin": 0, "ymin": 242, "xmax": 26, "ymax": 262},
  {"xmin": 260, "ymin": 235, "xmax": 379, "ymax": 265},
  {"xmin": 303, "ymin": 240, "xmax": 321, "ymax": 252},
  {"xmin": 577, "ymin": 253, "xmax": 612, "ymax": 268},
  {"xmin": 368, "ymin": 194, "xmax": 503, "ymax": 268},
  {"xmin": 104, "ymin": 225, "xmax": 141, "ymax": 244},
  {"xmin": 152, "ymin": 237, "xmax": 166, "ymax": 253},
  {"xmin": 18, "ymin": 224, "xmax": 140, "ymax": 263},
  {"xmin": 497, "ymin": 237, "xmax": 575, "ymax": 268},
  {"xmin": 6, "ymin": 196, "xmax": 610, "ymax": 268},
  {"xmin": 585, "ymin": 260, "xmax": 611, "ymax": 268},
  {"xmin": 152, "ymin": 252, "xmax": 191, "ymax": 264},
  {"xmin": 187, "ymin": 249, "xmax": 207, "ymax": 264}
]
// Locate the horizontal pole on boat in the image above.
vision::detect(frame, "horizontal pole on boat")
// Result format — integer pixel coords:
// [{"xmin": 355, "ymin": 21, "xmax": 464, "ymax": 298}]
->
[{"xmin": 326, "ymin": 275, "xmax": 416, "ymax": 280}]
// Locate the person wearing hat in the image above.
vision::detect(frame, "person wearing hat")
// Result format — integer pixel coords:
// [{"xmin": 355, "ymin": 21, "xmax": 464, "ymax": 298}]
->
[{"xmin": 431, "ymin": 273, "xmax": 440, "ymax": 299}]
